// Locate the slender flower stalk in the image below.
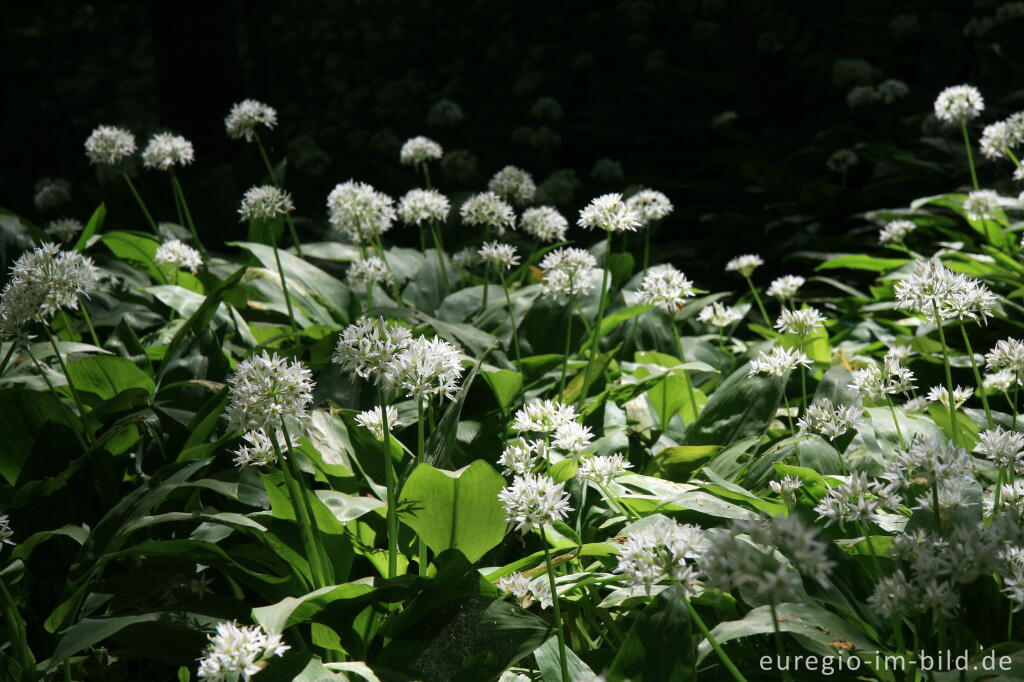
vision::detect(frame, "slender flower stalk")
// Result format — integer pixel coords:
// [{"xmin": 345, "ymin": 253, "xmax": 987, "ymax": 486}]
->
[
  {"xmin": 239, "ymin": 185, "xmax": 299, "ymax": 333},
  {"xmin": 541, "ymin": 526, "xmax": 569, "ymax": 682},
  {"xmin": 960, "ymin": 323, "xmax": 994, "ymax": 428},
  {"xmin": 253, "ymin": 131, "xmax": 303, "ymax": 257},
  {"xmin": 934, "ymin": 302, "xmax": 960, "ymax": 443}
]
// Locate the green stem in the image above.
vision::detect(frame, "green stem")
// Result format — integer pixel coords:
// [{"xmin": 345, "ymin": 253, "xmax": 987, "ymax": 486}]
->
[
  {"xmin": 369, "ymin": 233, "xmax": 404, "ymax": 306},
  {"xmin": 380, "ymin": 392, "xmax": 400, "ymax": 578},
  {"xmin": 559, "ymin": 301, "xmax": 575, "ymax": 397},
  {"xmin": 24, "ymin": 344, "xmax": 87, "ymax": 451},
  {"xmin": 885, "ymin": 396, "xmax": 906, "ymax": 449},
  {"xmin": 121, "ymin": 171, "xmax": 158, "ymax": 234},
  {"xmin": 799, "ymin": 365, "xmax": 808, "ymax": 413},
  {"xmin": 253, "ymin": 132, "xmax": 303, "ymax": 257},
  {"xmin": 280, "ymin": 422, "xmax": 332, "ymax": 582},
  {"xmin": 540, "ymin": 527, "xmax": 570, "ymax": 682},
  {"xmin": 429, "ymin": 222, "xmax": 451, "ymax": 295},
  {"xmin": 961, "ymin": 119, "xmax": 980, "ymax": 191},
  {"xmin": 684, "ymin": 595, "xmax": 747, "ymax": 682},
  {"xmin": 268, "ymin": 228, "xmax": 299, "ymax": 335},
  {"xmin": 170, "ymin": 172, "xmax": 205, "ymax": 255},
  {"xmin": 579, "ymin": 232, "xmax": 613, "ymax": 410},
  {"xmin": 44, "ymin": 324, "xmax": 93, "ymax": 444},
  {"xmin": 960, "ymin": 322, "xmax": 993, "ymax": 428},
  {"xmin": 499, "ymin": 270, "xmax": 521, "ymax": 367},
  {"xmin": 744, "ymin": 275, "xmax": 770, "ymax": 326},
  {"xmin": 933, "ymin": 302, "xmax": 960, "ymax": 444},
  {"xmin": 0, "ymin": 576, "xmax": 35, "ymax": 679},
  {"xmin": 270, "ymin": 429, "xmax": 327, "ymax": 589},
  {"xmin": 769, "ymin": 599, "xmax": 792, "ymax": 682},
  {"xmin": 670, "ymin": 316, "xmax": 699, "ymax": 422},
  {"xmin": 416, "ymin": 398, "xmax": 428, "ymax": 575},
  {"xmin": 0, "ymin": 341, "xmax": 18, "ymax": 376},
  {"xmin": 642, "ymin": 223, "xmax": 652, "ymax": 271},
  {"xmin": 78, "ymin": 295, "xmax": 100, "ymax": 347}
]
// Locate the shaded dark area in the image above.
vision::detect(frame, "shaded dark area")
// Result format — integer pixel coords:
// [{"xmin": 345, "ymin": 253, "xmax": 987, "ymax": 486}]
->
[{"xmin": 4, "ymin": 0, "xmax": 1024, "ymax": 285}]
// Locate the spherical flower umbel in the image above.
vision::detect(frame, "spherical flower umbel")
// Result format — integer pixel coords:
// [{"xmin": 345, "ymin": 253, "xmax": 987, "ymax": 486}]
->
[
  {"xmin": 238, "ymin": 185, "xmax": 294, "ymax": 222},
  {"xmin": 636, "ymin": 264, "xmax": 695, "ymax": 312},
  {"xmin": 142, "ymin": 133, "xmax": 195, "ymax": 171},
  {"xmin": 333, "ymin": 317, "xmax": 413, "ymax": 385},
  {"xmin": 512, "ymin": 399, "xmax": 578, "ymax": 434},
  {"xmin": 748, "ymin": 345, "xmax": 812, "ymax": 377},
  {"xmin": 520, "ymin": 206, "xmax": 569, "ymax": 243},
  {"xmin": 385, "ymin": 335, "xmax": 464, "ymax": 402},
  {"xmin": 346, "ymin": 256, "xmax": 393, "ymax": 288},
  {"xmin": 894, "ymin": 259, "xmax": 995, "ymax": 324},
  {"xmin": 0, "ymin": 243, "xmax": 99, "ymax": 338},
  {"xmin": 327, "ymin": 181, "xmax": 396, "ymax": 243},
  {"xmin": 540, "ymin": 247, "xmax": 597, "ymax": 299},
  {"xmin": 797, "ymin": 398, "xmax": 864, "ymax": 440},
  {"xmin": 498, "ymin": 473, "xmax": 573, "ymax": 534},
  {"xmin": 626, "ymin": 189, "xmax": 673, "ymax": 223},
  {"xmin": 616, "ymin": 516, "xmax": 706, "ymax": 592},
  {"xmin": 224, "ymin": 99, "xmax": 278, "ymax": 142},
  {"xmin": 397, "ymin": 189, "xmax": 450, "ymax": 226},
  {"xmin": 44, "ymin": 219, "xmax": 83, "ymax": 244},
  {"xmin": 976, "ymin": 426, "xmax": 1024, "ymax": 470},
  {"xmin": 498, "ymin": 572, "xmax": 553, "ymax": 609},
  {"xmin": 879, "ymin": 219, "xmax": 917, "ymax": 245},
  {"xmin": 987, "ymin": 338, "xmax": 1024, "ymax": 378},
  {"xmin": 232, "ymin": 430, "xmax": 277, "ymax": 467},
  {"xmin": 400, "ymin": 136, "xmax": 443, "ymax": 166},
  {"xmin": 697, "ymin": 302, "xmax": 743, "ymax": 328},
  {"xmin": 878, "ymin": 79, "xmax": 909, "ymax": 104},
  {"xmin": 725, "ymin": 254, "xmax": 763, "ymax": 278},
  {"xmin": 577, "ymin": 454, "xmax": 632, "ymax": 487},
  {"xmin": 196, "ymin": 621, "xmax": 289, "ymax": 681},
  {"xmin": 488, "ymin": 166, "xmax": 537, "ymax": 206},
  {"xmin": 766, "ymin": 275, "xmax": 805, "ymax": 300},
  {"xmin": 34, "ymin": 177, "xmax": 72, "ymax": 211},
  {"xmin": 774, "ymin": 306, "xmax": 827, "ymax": 336},
  {"xmin": 224, "ymin": 351, "xmax": 315, "ymax": 434},
  {"xmin": 84, "ymin": 125, "xmax": 136, "ymax": 166},
  {"xmin": 552, "ymin": 421, "xmax": 594, "ymax": 457},
  {"xmin": 354, "ymin": 405, "xmax": 402, "ymax": 440},
  {"xmin": 577, "ymin": 193, "xmax": 641, "ymax": 233},
  {"xmin": 847, "ymin": 355, "xmax": 916, "ymax": 400},
  {"xmin": 155, "ymin": 239, "xmax": 203, "ymax": 274},
  {"xmin": 934, "ymin": 84, "xmax": 985, "ymax": 123},
  {"xmin": 979, "ymin": 116, "xmax": 1024, "ymax": 160},
  {"xmin": 926, "ymin": 385, "xmax": 974, "ymax": 410},
  {"xmin": 478, "ymin": 241, "xmax": 520, "ymax": 270},
  {"xmin": 460, "ymin": 192, "xmax": 516, "ymax": 235},
  {"xmin": 963, "ymin": 190, "xmax": 1002, "ymax": 222}
]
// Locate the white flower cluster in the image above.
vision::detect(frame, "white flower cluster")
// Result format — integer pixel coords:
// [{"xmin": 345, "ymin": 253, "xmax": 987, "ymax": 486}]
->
[
  {"xmin": 498, "ymin": 473, "xmax": 573, "ymax": 534},
  {"xmin": 748, "ymin": 345, "xmax": 812, "ymax": 377},
  {"xmin": 224, "ymin": 351, "xmax": 315, "ymax": 434},
  {"xmin": 962, "ymin": 189, "xmax": 1002, "ymax": 222},
  {"xmin": 155, "ymin": 239, "xmax": 203, "ymax": 274},
  {"xmin": 540, "ymin": 247, "xmax": 597, "ymax": 299},
  {"xmin": 724, "ymin": 254, "xmax": 763, "ymax": 278},
  {"xmin": 238, "ymin": 185, "xmax": 294, "ymax": 222},
  {"xmin": 797, "ymin": 398, "xmax": 864, "ymax": 440},
  {"xmin": 625, "ymin": 189, "xmax": 673, "ymax": 223},
  {"xmin": 327, "ymin": 181, "xmax": 396, "ymax": 243},
  {"xmin": 774, "ymin": 306, "xmax": 826, "ymax": 336},
  {"xmin": 552, "ymin": 421, "xmax": 594, "ymax": 457},
  {"xmin": 1, "ymin": 216, "xmax": 32, "ymax": 251},
  {"xmin": 697, "ymin": 301, "xmax": 743, "ymax": 328},
  {"xmin": 460, "ymin": 192, "xmax": 517, "ymax": 235},
  {"xmin": 44, "ymin": 219, "xmax": 83, "ymax": 243},
  {"xmin": 0, "ymin": 243, "xmax": 99, "ymax": 338},
  {"xmin": 814, "ymin": 472, "xmax": 894, "ymax": 530},
  {"xmin": 333, "ymin": 317, "xmax": 412, "ymax": 385},
  {"xmin": 769, "ymin": 475, "xmax": 802, "ymax": 509},
  {"xmin": 766, "ymin": 275, "xmax": 805, "ymax": 300},
  {"xmin": 387, "ymin": 335, "xmax": 464, "ymax": 402},
  {"xmin": 224, "ymin": 100, "xmax": 278, "ymax": 142},
  {"xmin": 34, "ymin": 177, "xmax": 72, "ymax": 211},
  {"xmin": 576, "ymin": 453, "xmax": 632, "ymax": 487},
  {"xmin": 397, "ymin": 189, "xmax": 450, "ymax": 226},
  {"xmin": 934, "ymin": 84, "xmax": 985, "ymax": 123},
  {"xmin": 488, "ymin": 166, "xmax": 536, "ymax": 205},
  {"xmin": 354, "ymin": 405, "xmax": 401, "ymax": 440},
  {"xmin": 847, "ymin": 353, "xmax": 916, "ymax": 399},
  {"xmin": 520, "ymin": 206, "xmax": 568, "ymax": 243},
  {"xmin": 347, "ymin": 256, "xmax": 393, "ymax": 287},
  {"xmin": 498, "ymin": 572, "xmax": 552, "ymax": 609},
  {"xmin": 478, "ymin": 241, "xmax": 520, "ymax": 270},
  {"xmin": 878, "ymin": 219, "xmax": 916, "ymax": 245},
  {"xmin": 926, "ymin": 385, "xmax": 973, "ymax": 410},
  {"xmin": 84, "ymin": 125, "xmax": 137, "ymax": 166},
  {"xmin": 577, "ymin": 193, "xmax": 640, "ymax": 233},
  {"xmin": 142, "ymin": 133, "xmax": 195, "ymax": 171},
  {"xmin": 499, "ymin": 438, "xmax": 544, "ymax": 476},
  {"xmin": 196, "ymin": 621, "xmax": 289, "ymax": 681},
  {"xmin": 986, "ymin": 338, "xmax": 1024, "ymax": 387},
  {"xmin": 232, "ymin": 430, "xmax": 276, "ymax": 467},
  {"xmin": 979, "ymin": 113, "xmax": 1024, "ymax": 160},
  {"xmin": 636, "ymin": 264, "xmax": 695, "ymax": 313},
  {"xmin": 976, "ymin": 426, "xmax": 1024, "ymax": 470},
  {"xmin": 512, "ymin": 399, "xmax": 578, "ymax": 434},
  {"xmin": 615, "ymin": 516, "xmax": 705, "ymax": 592},
  {"xmin": 0, "ymin": 514, "xmax": 15, "ymax": 551},
  {"xmin": 894, "ymin": 259, "xmax": 995, "ymax": 323},
  {"xmin": 400, "ymin": 136, "xmax": 443, "ymax": 166}
]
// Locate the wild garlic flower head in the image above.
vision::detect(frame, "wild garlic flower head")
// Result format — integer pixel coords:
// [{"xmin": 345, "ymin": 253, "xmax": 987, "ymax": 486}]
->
[
  {"xmin": 327, "ymin": 181, "xmax": 396, "ymax": 243},
  {"xmin": 196, "ymin": 621, "xmax": 289, "ymax": 681},
  {"xmin": 725, "ymin": 254, "xmax": 763, "ymax": 278},
  {"xmin": 333, "ymin": 317, "xmax": 413, "ymax": 385},
  {"xmin": 797, "ymin": 398, "xmax": 864, "ymax": 440},
  {"xmin": 232, "ymin": 430, "xmax": 277, "ymax": 467},
  {"xmin": 963, "ymin": 189, "xmax": 1001, "ymax": 221},
  {"xmin": 766, "ymin": 275, "xmax": 805, "ymax": 300},
  {"xmin": 540, "ymin": 247, "xmax": 597, "ymax": 299},
  {"xmin": 34, "ymin": 177, "xmax": 72, "ymax": 211},
  {"xmin": 697, "ymin": 302, "xmax": 743, "ymax": 328},
  {"xmin": 478, "ymin": 241, "xmax": 520, "ymax": 270},
  {"xmin": 847, "ymin": 357, "xmax": 916, "ymax": 399},
  {"xmin": 934, "ymin": 84, "xmax": 985, "ymax": 123},
  {"xmin": 142, "ymin": 133, "xmax": 194, "ymax": 171},
  {"xmin": 868, "ymin": 570, "xmax": 921, "ymax": 619},
  {"xmin": 926, "ymin": 385, "xmax": 973, "ymax": 409},
  {"xmin": 625, "ymin": 189, "xmax": 673, "ymax": 223},
  {"xmin": 894, "ymin": 259, "xmax": 994, "ymax": 323},
  {"xmin": 499, "ymin": 438, "xmax": 543, "ymax": 476},
  {"xmin": 224, "ymin": 352, "xmax": 315, "ymax": 434},
  {"xmin": 577, "ymin": 454, "xmax": 632, "ymax": 487},
  {"xmin": 512, "ymin": 399, "xmax": 578, "ymax": 434},
  {"xmin": 498, "ymin": 572, "xmax": 553, "ymax": 609},
  {"xmin": 826, "ymin": 149, "xmax": 858, "ymax": 173},
  {"xmin": 0, "ymin": 216, "xmax": 32, "ymax": 251},
  {"xmin": 399, "ymin": 136, "xmax": 443, "ymax": 165},
  {"xmin": 904, "ymin": 396, "xmax": 929, "ymax": 413},
  {"xmin": 347, "ymin": 256, "xmax": 393, "ymax": 287},
  {"xmin": 0, "ymin": 243, "xmax": 99, "ymax": 337},
  {"xmin": 987, "ymin": 338, "xmax": 1024, "ymax": 375},
  {"xmin": 44, "ymin": 219, "xmax": 83, "ymax": 243},
  {"xmin": 774, "ymin": 306, "xmax": 826, "ymax": 336},
  {"xmin": 636, "ymin": 264, "xmax": 695, "ymax": 312},
  {"xmin": 397, "ymin": 189, "xmax": 450, "ymax": 226},
  {"xmin": 488, "ymin": 166, "xmax": 536, "ymax": 205},
  {"xmin": 0, "ymin": 515, "xmax": 13, "ymax": 551},
  {"xmin": 498, "ymin": 473, "xmax": 573, "ymax": 534},
  {"xmin": 878, "ymin": 79, "xmax": 910, "ymax": 104},
  {"xmin": 552, "ymin": 421, "xmax": 594, "ymax": 457},
  {"xmin": 459, "ymin": 192, "xmax": 516, "ymax": 235},
  {"xmin": 84, "ymin": 125, "xmax": 136, "ymax": 166},
  {"xmin": 994, "ymin": 482, "xmax": 1024, "ymax": 517},
  {"xmin": 616, "ymin": 517, "xmax": 706, "ymax": 591},
  {"xmin": 985, "ymin": 370, "xmax": 1017, "ymax": 392},
  {"xmin": 748, "ymin": 345, "xmax": 812, "ymax": 377},
  {"xmin": 238, "ymin": 185, "xmax": 294, "ymax": 222},
  {"xmin": 813, "ymin": 472, "xmax": 892, "ymax": 530},
  {"xmin": 452, "ymin": 247, "xmax": 479, "ymax": 269},
  {"xmin": 980, "ymin": 117, "xmax": 1024, "ymax": 160},
  {"xmin": 769, "ymin": 475, "xmax": 803, "ymax": 509},
  {"xmin": 881, "ymin": 434, "xmax": 975, "ymax": 492},
  {"xmin": 155, "ymin": 239, "xmax": 203, "ymax": 274},
  {"xmin": 354, "ymin": 405, "xmax": 401, "ymax": 440},
  {"xmin": 386, "ymin": 335, "xmax": 464, "ymax": 402},
  {"xmin": 577, "ymin": 193, "xmax": 641, "ymax": 233},
  {"xmin": 879, "ymin": 219, "xmax": 917, "ymax": 244},
  {"xmin": 520, "ymin": 206, "xmax": 569, "ymax": 242},
  {"xmin": 224, "ymin": 100, "xmax": 277, "ymax": 143},
  {"xmin": 976, "ymin": 426, "xmax": 1024, "ymax": 470}
]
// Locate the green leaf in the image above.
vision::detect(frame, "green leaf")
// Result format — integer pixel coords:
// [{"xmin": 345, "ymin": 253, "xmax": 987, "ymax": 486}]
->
[
  {"xmin": 73, "ymin": 202, "xmax": 105, "ymax": 251},
  {"xmin": 816, "ymin": 254, "xmax": 907, "ymax": 272},
  {"xmin": 427, "ymin": 343, "xmax": 494, "ymax": 469},
  {"xmin": 0, "ymin": 388, "xmax": 78, "ymax": 486},
  {"xmin": 643, "ymin": 445, "xmax": 721, "ymax": 480},
  {"xmin": 100, "ymin": 231, "xmax": 164, "ymax": 280},
  {"xmin": 66, "ymin": 355, "xmax": 155, "ymax": 402},
  {"xmin": 609, "ymin": 585, "xmax": 694, "ymax": 681},
  {"xmin": 681, "ymin": 363, "xmax": 783, "ymax": 447},
  {"xmin": 253, "ymin": 583, "xmax": 376, "ymax": 634},
  {"xmin": 597, "ymin": 304, "xmax": 653, "ymax": 338},
  {"xmin": 480, "ymin": 369, "xmax": 523, "ymax": 414},
  {"xmin": 535, "ymin": 635, "xmax": 595, "ymax": 681},
  {"xmin": 399, "ymin": 461, "xmax": 507, "ymax": 563}
]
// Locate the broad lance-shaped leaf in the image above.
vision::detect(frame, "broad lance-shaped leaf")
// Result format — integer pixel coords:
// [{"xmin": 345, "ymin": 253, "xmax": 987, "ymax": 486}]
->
[
  {"xmin": 66, "ymin": 355, "xmax": 155, "ymax": 402},
  {"xmin": 480, "ymin": 368, "xmax": 523, "ymax": 413},
  {"xmin": 609, "ymin": 585, "xmax": 694, "ymax": 681},
  {"xmin": 253, "ymin": 582, "xmax": 376, "ymax": 634},
  {"xmin": 681, "ymin": 361, "xmax": 783, "ymax": 447},
  {"xmin": 398, "ymin": 461, "xmax": 507, "ymax": 563}
]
